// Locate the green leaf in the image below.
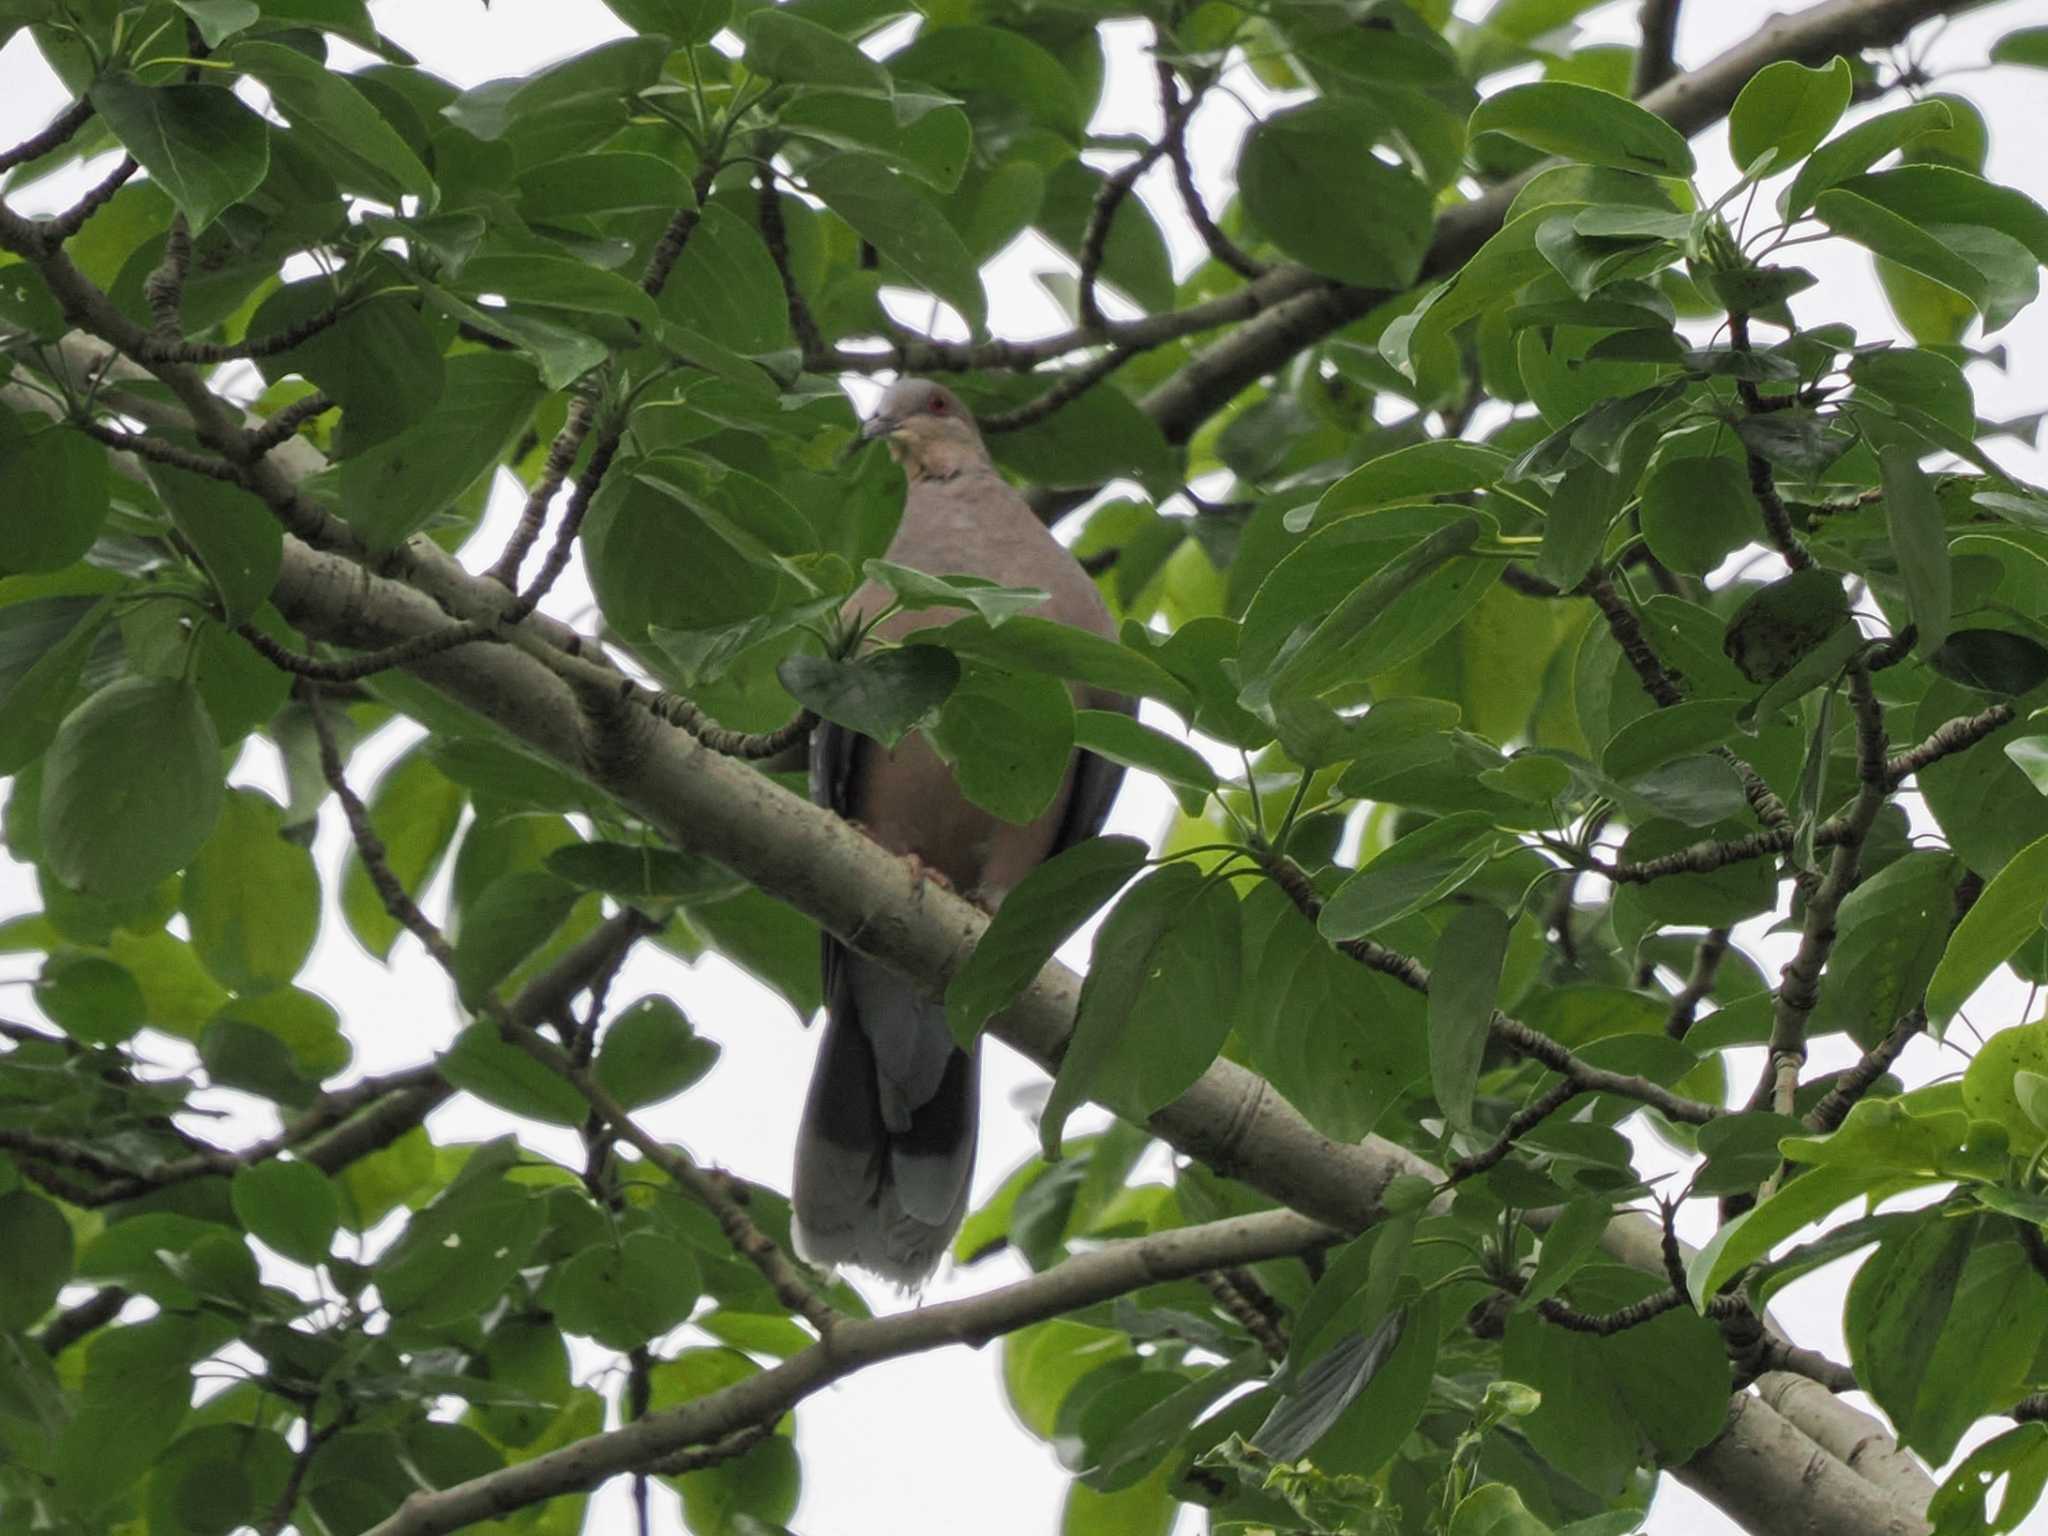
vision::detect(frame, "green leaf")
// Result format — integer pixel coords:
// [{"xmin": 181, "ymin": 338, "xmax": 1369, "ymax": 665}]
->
[
  {"xmin": 147, "ymin": 1425, "xmax": 294, "ymax": 1536},
  {"xmin": 341, "ymin": 747, "xmax": 465, "ymax": 961},
  {"xmin": 442, "ymin": 1020, "xmax": 592, "ymax": 1125},
  {"xmin": 603, "ymin": 0, "xmax": 728, "ymax": 43},
  {"xmin": 89, "ymin": 78, "xmax": 268, "ymax": 231},
  {"xmin": 42, "ymin": 677, "xmax": 223, "ymax": 898},
  {"xmin": 863, "ymin": 560, "xmax": 1048, "ymax": 626},
  {"xmin": 552, "ymin": 1231, "xmax": 700, "ymax": 1350},
  {"xmin": 1781, "ymin": 99, "xmax": 1955, "ymax": 218},
  {"xmin": 1810, "ymin": 850, "xmax": 1957, "ymax": 1048},
  {"xmin": 1320, "ymin": 812, "xmax": 1509, "ymax": 941},
  {"xmin": 1838, "ymin": 166, "xmax": 2048, "ymax": 267},
  {"xmin": 1523, "ymin": 1195, "xmax": 1613, "ymax": 1306},
  {"xmin": 1992, "ymin": 26, "xmax": 2048, "ymax": 67},
  {"xmin": 1253, "ymin": 515, "xmax": 1485, "ymax": 705},
  {"xmin": 743, "ymin": 7, "xmax": 889, "ymax": 93},
  {"xmin": 515, "ymin": 149, "xmax": 695, "ymax": 215},
  {"xmin": 0, "ymin": 424, "xmax": 108, "ymax": 573},
  {"xmin": 1688, "ymin": 1162, "xmax": 1869, "ymax": 1300},
  {"xmin": 1845, "ymin": 1212, "xmax": 2029, "ymax": 1463},
  {"xmin": 250, "ymin": 283, "xmax": 447, "ymax": 452},
  {"xmin": 805, "ymin": 153, "xmax": 987, "ymax": 333},
  {"xmin": 0, "ymin": 1189, "xmax": 73, "ymax": 1328},
  {"xmin": 1780, "ymin": 1098, "xmax": 2000, "ymax": 1183},
  {"xmin": 927, "ymin": 662, "xmax": 1075, "ymax": 824},
  {"xmin": 454, "ymin": 253, "xmax": 659, "ymax": 328},
  {"xmin": 595, "ymin": 996, "xmax": 720, "ymax": 1110},
  {"xmin": 1469, "ymin": 82, "xmax": 1695, "ymax": 176},
  {"xmin": 1640, "ymin": 455, "xmax": 1755, "ymax": 576},
  {"xmin": 1449, "ymin": 1484, "xmax": 1552, "ymax": 1536},
  {"xmin": 1816, "ymin": 188, "xmax": 1989, "ymax": 313},
  {"xmin": 175, "ymin": 0, "xmax": 258, "ymax": 44},
  {"xmin": 329, "ymin": 351, "xmax": 546, "ymax": 549},
  {"xmin": 54, "ymin": 1312, "xmax": 237, "ymax": 1512},
  {"xmin": 780, "ymin": 92, "xmax": 970, "ymax": 191},
  {"xmin": 1729, "ymin": 56, "xmax": 1852, "ymax": 174},
  {"xmin": 1928, "ymin": 630, "xmax": 2048, "ymax": 695},
  {"xmin": 1042, "ymin": 863, "xmax": 1236, "ymax": 1153},
  {"xmin": 1282, "ymin": 1214, "xmax": 1418, "ymax": 1381},
  {"xmin": 889, "ymin": 25, "xmax": 1083, "ymax": 142},
  {"xmin": 547, "ymin": 842, "xmax": 746, "ymax": 904},
  {"xmin": 147, "ymin": 463, "xmax": 282, "ymax": 624},
  {"xmin": 778, "ymin": 645, "xmax": 960, "ymax": 748},
  {"xmin": 229, "ymin": 1159, "xmax": 339, "ymax": 1266},
  {"xmin": 0, "ymin": 596, "xmax": 114, "ymax": 774},
  {"xmin": 1430, "ymin": 903, "xmax": 1509, "ymax": 1131},
  {"xmin": 1929, "ymin": 830, "xmax": 2048, "ymax": 1028},
  {"xmin": 229, "ymin": 39, "xmax": 434, "ymax": 203},
  {"xmin": 1539, "ymin": 461, "xmax": 1623, "ymax": 593},
  {"xmin": 451, "ymin": 872, "xmax": 584, "ymax": 1008},
  {"xmin": 1723, "ymin": 566, "xmax": 1852, "ymax": 685},
  {"xmin": 37, "ymin": 952, "xmax": 146, "ymax": 1045},
  {"xmin": 1239, "ymin": 100, "xmax": 1436, "ymax": 287},
  {"xmin": 1965, "ymin": 1020, "xmax": 2048, "ymax": 1155},
  {"xmin": 1878, "ymin": 444, "xmax": 1952, "ymax": 655},
  {"xmin": 1602, "ymin": 698, "xmax": 1742, "ymax": 782},
  {"xmin": 375, "ymin": 1176, "xmax": 547, "ymax": 1326},
  {"xmin": 1071, "ymin": 711, "xmax": 1214, "ymax": 813},
  {"xmin": 182, "ymin": 789, "xmax": 320, "ymax": 995},
  {"xmin": 202, "ymin": 986, "xmax": 351, "ymax": 1107},
  {"xmin": 1928, "ymin": 1422, "xmax": 2048, "ymax": 1536},
  {"xmin": 1305, "ymin": 441, "xmax": 1510, "ymax": 530},
  {"xmin": 919, "ymin": 615, "xmax": 1192, "ymax": 716},
  {"xmin": 1504, "ymin": 1266, "xmax": 1727, "ymax": 1496},
  {"xmin": 652, "ymin": 596, "xmax": 845, "ymax": 690},
  {"xmin": 946, "ymin": 836, "xmax": 1149, "ymax": 1047}
]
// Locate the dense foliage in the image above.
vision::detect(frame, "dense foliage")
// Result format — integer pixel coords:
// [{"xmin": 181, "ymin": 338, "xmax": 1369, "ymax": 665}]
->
[{"xmin": 3, "ymin": 1, "xmax": 2048, "ymax": 1534}]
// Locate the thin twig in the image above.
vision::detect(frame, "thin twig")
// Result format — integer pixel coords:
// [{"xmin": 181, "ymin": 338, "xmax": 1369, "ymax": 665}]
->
[
  {"xmin": 979, "ymin": 349, "xmax": 1139, "ymax": 434},
  {"xmin": 307, "ymin": 687, "xmax": 458, "ymax": 971},
  {"xmin": 1260, "ymin": 853, "xmax": 1720, "ymax": 1127},
  {"xmin": 34, "ymin": 1286, "xmax": 129, "ymax": 1357},
  {"xmin": 0, "ymin": 97, "xmax": 95, "ymax": 175},
  {"xmin": 1727, "ymin": 313, "xmax": 1815, "ymax": 570},
  {"xmin": 246, "ymin": 392, "xmax": 338, "ymax": 456},
  {"xmin": 239, "ymin": 619, "xmax": 495, "ymax": 684},
  {"xmin": 1199, "ymin": 1268, "xmax": 1289, "ymax": 1363},
  {"xmin": 1157, "ymin": 62, "xmax": 1268, "ymax": 281},
  {"xmin": 1886, "ymin": 702, "xmax": 2015, "ymax": 786},
  {"xmin": 42, "ymin": 156, "xmax": 139, "ymax": 241},
  {"xmin": 1748, "ymin": 663, "xmax": 1888, "ymax": 1115},
  {"xmin": 1666, "ymin": 929, "xmax": 1730, "ymax": 1040},
  {"xmin": 757, "ymin": 166, "xmax": 824, "ymax": 359},
  {"xmin": 1451, "ymin": 1080, "xmax": 1579, "ymax": 1181},
  {"xmin": 78, "ymin": 417, "xmax": 242, "ymax": 480},
  {"xmin": 143, "ymin": 213, "xmax": 191, "ymax": 337}
]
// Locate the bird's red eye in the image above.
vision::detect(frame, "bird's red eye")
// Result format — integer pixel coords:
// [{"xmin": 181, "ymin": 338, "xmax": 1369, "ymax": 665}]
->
[{"xmin": 928, "ymin": 394, "xmax": 947, "ymax": 414}]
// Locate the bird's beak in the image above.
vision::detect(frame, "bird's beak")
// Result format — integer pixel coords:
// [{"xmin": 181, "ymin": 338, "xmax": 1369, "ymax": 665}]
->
[{"xmin": 859, "ymin": 412, "xmax": 900, "ymax": 441}]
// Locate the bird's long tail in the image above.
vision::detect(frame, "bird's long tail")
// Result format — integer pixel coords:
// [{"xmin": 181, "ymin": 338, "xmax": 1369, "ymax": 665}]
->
[{"xmin": 792, "ymin": 941, "xmax": 979, "ymax": 1287}]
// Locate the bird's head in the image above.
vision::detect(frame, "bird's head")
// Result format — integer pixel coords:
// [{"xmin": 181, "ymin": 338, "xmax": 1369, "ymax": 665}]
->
[{"xmin": 859, "ymin": 378, "xmax": 988, "ymax": 480}]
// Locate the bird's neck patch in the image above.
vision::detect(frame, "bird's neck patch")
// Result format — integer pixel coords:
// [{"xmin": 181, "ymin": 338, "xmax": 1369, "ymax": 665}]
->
[{"xmin": 892, "ymin": 431, "xmax": 992, "ymax": 485}]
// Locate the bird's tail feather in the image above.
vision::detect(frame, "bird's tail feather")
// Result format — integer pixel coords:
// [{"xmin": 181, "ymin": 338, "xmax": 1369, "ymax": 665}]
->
[{"xmin": 792, "ymin": 943, "xmax": 979, "ymax": 1287}]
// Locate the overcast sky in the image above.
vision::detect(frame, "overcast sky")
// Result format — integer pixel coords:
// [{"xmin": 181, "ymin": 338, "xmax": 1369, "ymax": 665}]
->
[{"xmin": 4, "ymin": 1, "xmax": 2048, "ymax": 1532}]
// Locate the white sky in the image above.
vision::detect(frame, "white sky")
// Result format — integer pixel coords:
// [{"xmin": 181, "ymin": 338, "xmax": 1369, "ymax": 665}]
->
[{"xmin": 4, "ymin": 1, "xmax": 2048, "ymax": 1533}]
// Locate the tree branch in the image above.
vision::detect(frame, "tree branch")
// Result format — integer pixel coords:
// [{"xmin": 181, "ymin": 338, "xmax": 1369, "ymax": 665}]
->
[
  {"xmin": 361, "ymin": 1208, "xmax": 1338, "ymax": 1536},
  {"xmin": 1634, "ymin": 0, "xmax": 1686, "ymax": 95}
]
